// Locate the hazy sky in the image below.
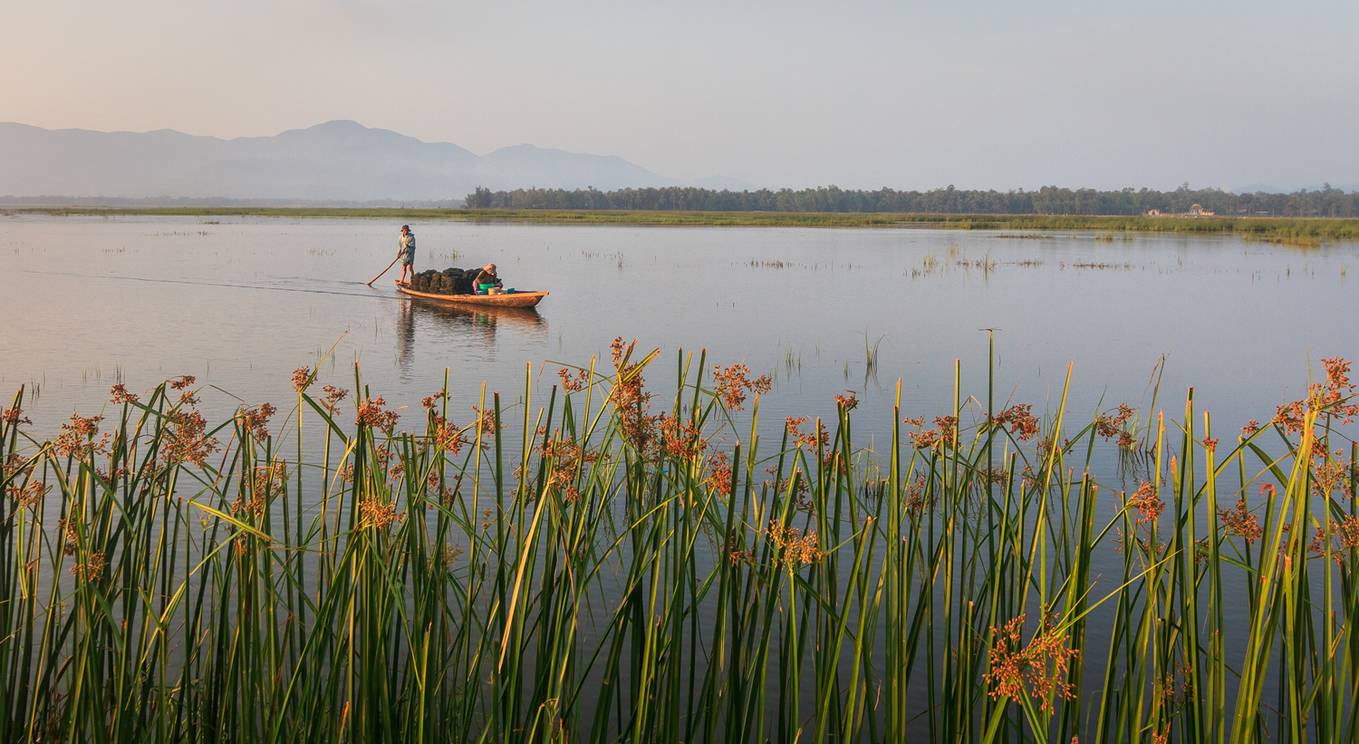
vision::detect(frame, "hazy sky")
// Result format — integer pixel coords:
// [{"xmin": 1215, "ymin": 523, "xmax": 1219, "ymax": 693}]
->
[{"xmin": 4, "ymin": 0, "xmax": 1356, "ymax": 189}]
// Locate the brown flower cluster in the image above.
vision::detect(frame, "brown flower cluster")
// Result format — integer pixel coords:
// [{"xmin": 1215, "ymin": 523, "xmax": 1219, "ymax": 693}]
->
[
  {"xmin": 257, "ymin": 460, "xmax": 287, "ymax": 493},
  {"xmin": 706, "ymin": 452, "xmax": 733, "ymax": 496},
  {"xmin": 608, "ymin": 338, "xmax": 660, "ymax": 452},
  {"xmin": 237, "ymin": 403, "xmax": 277, "ymax": 443},
  {"xmin": 109, "ymin": 383, "xmax": 139, "ymax": 404},
  {"xmin": 53, "ymin": 414, "xmax": 109, "ymax": 459},
  {"xmin": 1274, "ymin": 357, "xmax": 1359, "ymax": 436},
  {"xmin": 2, "ymin": 406, "xmax": 30, "ymax": 426},
  {"xmin": 95, "ymin": 465, "xmax": 130, "ymax": 483},
  {"xmin": 766, "ymin": 519, "xmax": 824, "ymax": 566},
  {"xmin": 233, "ymin": 461, "xmax": 286, "ymax": 517},
  {"xmin": 904, "ymin": 475, "xmax": 930, "ymax": 516},
  {"xmin": 1309, "ymin": 516, "xmax": 1359, "ymax": 564},
  {"xmin": 1241, "ymin": 419, "xmax": 1261, "ymax": 437},
  {"xmin": 431, "ymin": 416, "xmax": 467, "ymax": 454},
  {"xmin": 1117, "ymin": 431, "xmax": 1136, "ymax": 450},
  {"xmin": 1155, "ymin": 659, "xmax": 1195, "ymax": 710},
  {"xmin": 1312, "ymin": 451, "xmax": 1352, "ymax": 497},
  {"xmin": 8, "ymin": 479, "xmax": 46, "ymax": 509},
  {"xmin": 1036, "ymin": 437, "xmax": 1065, "ymax": 460},
  {"xmin": 1126, "ymin": 481, "xmax": 1162, "ymax": 526},
  {"xmin": 765, "ymin": 466, "xmax": 810, "ymax": 504},
  {"xmin": 726, "ymin": 536, "xmax": 755, "ymax": 566},
  {"xmin": 712, "ymin": 363, "xmax": 772, "ymax": 411},
  {"xmin": 983, "ymin": 614, "xmax": 1079, "ymax": 715},
  {"xmin": 907, "ymin": 415, "xmax": 958, "ymax": 450},
  {"xmin": 291, "ymin": 367, "xmax": 312, "ymax": 393},
  {"xmin": 1218, "ymin": 496, "xmax": 1262, "ymax": 544},
  {"xmin": 541, "ymin": 437, "xmax": 597, "ymax": 503},
  {"xmin": 70, "ymin": 551, "xmax": 106, "ymax": 582},
  {"xmin": 58, "ymin": 517, "xmax": 79, "ymax": 555},
  {"xmin": 3, "ymin": 453, "xmax": 30, "ymax": 482},
  {"xmin": 979, "ymin": 468, "xmax": 1010, "ymax": 486},
  {"xmin": 1274, "ymin": 399, "xmax": 1308, "ymax": 436},
  {"xmin": 356, "ymin": 396, "xmax": 400, "ymax": 433},
  {"xmin": 660, "ymin": 415, "xmax": 707, "ymax": 459},
  {"xmin": 421, "ymin": 389, "xmax": 446, "ymax": 410},
  {"xmin": 834, "ymin": 391, "xmax": 859, "ymax": 412},
  {"xmin": 359, "ymin": 498, "xmax": 401, "ymax": 529},
  {"xmin": 165, "ymin": 408, "xmax": 217, "ymax": 466},
  {"xmin": 558, "ymin": 367, "xmax": 589, "ymax": 393},
  {"xmin": 785, "ymin": 416, "xmax": 829, "ymax": 450},
  {"xmin": 991, "ymin": 404, "xmax": 1040, "ymax": 441},
  {"xmin": 319, "ymin": 384, "xmax": 349, "ymax": 414},
  {"xmin": 1094, "ymin": 404, "xmax": 1134, "ymax": 440},
  {"xmin": 1321, "ymin": 357, "xmax": 1359, "ymax": 421},
  {"xmin": 470, "ymin": 405, "xmax": 499, "ymax": 440},
  {"xmin": 169, "ymin": 375, "xmax": 196, "ymax": 391}
]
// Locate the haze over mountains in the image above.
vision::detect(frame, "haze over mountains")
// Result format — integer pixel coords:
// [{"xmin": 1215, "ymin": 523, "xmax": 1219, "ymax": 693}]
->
[{"xmin": 0, "ymin": 120, "xmax": 746, "ymax": 204}]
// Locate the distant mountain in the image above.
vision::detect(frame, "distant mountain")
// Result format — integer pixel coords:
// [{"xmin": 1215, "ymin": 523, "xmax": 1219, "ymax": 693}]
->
[{"xmin": 0, "ymin": 120, "xmax": 718, "ymax": 203}]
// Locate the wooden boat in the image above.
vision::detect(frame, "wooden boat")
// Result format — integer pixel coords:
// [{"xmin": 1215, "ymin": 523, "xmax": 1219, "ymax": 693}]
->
[{"xmin": 396, "ymin": 282, "xmax": 549, "ymax": 308}]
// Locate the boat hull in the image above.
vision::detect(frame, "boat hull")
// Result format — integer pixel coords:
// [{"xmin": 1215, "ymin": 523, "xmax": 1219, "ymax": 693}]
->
[{"xmin": 395, "ymin": 283, "xmax": 548, "ymax": 308}]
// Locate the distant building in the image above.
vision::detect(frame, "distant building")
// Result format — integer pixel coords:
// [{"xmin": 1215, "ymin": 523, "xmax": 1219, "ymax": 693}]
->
[{"xmin": 1146, "ymin": 205, "xmax": 1218, "ymax": 217}]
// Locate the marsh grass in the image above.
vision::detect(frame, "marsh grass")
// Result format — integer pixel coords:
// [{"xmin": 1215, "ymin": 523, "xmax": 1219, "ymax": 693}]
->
[
  {"xmin": 12, "ymin": 207, "xmax": 1359, "ymax": 244},
  {"xmin": 1, "ymin": 346, "xmax": 1358, "ymax": 742}
]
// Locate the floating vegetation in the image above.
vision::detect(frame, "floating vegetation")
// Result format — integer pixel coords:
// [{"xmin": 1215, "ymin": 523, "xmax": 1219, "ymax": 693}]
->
[
  {"xmin": 750, "ymin": 258, "xmax": 791, "ymax": 269},
  {"xmin": 1243, "ymin": 233, "xmax": 1324, "ymax": 248},
  {"xmin": 1, "ymin": 348, "xmax": 1357, "ymax": 741},
  {"xmin": 1067, "ymin": 260, "xmax": 1134, "ymax": 270}
]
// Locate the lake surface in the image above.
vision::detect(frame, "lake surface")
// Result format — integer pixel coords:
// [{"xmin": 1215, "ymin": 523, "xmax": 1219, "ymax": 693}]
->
[
  {"xmin": 2, "ymin": 214, "xmax": 1354, "ymax": 444},
  {"xmin": 4, "ymin": 213, "xmax": 1357, "ymax": 736}
]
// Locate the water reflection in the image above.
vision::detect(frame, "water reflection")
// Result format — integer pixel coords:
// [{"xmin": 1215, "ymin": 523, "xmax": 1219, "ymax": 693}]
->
[{"xmin": 395, "ymin": 295, "xmax": 548, "ymax": 372}]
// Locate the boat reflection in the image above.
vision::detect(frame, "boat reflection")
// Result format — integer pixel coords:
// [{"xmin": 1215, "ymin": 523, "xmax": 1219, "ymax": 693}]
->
[{"xmin": 396, "ymin": 295, "xmax": 548, "ymax": 371}]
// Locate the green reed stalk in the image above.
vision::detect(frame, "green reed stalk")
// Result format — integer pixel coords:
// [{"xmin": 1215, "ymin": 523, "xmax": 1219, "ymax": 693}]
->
[{"xmin": 1, "ymin": 346, "xmax": 1356, "ymax": 742}]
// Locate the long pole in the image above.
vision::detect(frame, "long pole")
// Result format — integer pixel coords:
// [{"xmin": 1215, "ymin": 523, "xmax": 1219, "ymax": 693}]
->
[{"xmin": 366, "ymin": 255, "xmax": 401, "ymax": 287}]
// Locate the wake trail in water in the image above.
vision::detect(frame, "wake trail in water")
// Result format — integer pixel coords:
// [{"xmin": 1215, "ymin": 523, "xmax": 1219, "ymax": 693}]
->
[{"xmin": 20, "ymin": 269, "xmax": 401, "ymax": 302}]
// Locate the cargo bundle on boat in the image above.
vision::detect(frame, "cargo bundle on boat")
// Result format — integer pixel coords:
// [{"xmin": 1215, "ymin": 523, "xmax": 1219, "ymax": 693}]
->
[
  {"xmin": 398, "ymin": 267, "xmax": 548, "ymax": 308},
  {"xmin": 408, "ymin": 267, "xmax": 479, "ymax": 295}
]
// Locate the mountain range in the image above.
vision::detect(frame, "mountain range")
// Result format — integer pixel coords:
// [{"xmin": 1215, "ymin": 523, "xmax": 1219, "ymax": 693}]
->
[{"xmin": 0, "ymin": 120, "xmax": 746, "ymax": 204}]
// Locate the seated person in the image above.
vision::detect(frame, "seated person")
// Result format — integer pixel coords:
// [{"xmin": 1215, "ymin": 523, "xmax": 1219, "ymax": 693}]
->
[{"xmin": 471, "ymin": 263, "xmax": 503, "ymax": 294}]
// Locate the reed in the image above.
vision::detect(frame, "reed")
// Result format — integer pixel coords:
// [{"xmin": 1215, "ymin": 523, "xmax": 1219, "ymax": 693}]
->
[{"xmin": 1, "ymin": 348, "xmax": 1356, "ymax": 742}]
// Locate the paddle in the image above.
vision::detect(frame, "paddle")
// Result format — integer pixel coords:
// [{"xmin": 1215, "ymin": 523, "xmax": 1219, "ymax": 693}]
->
[{"xmin": 366, "ymin": 255, "xmax": 401, "ymax": 287}]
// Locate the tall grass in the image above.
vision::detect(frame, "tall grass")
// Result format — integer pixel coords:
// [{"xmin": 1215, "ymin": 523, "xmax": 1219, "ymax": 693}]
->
[{"xmin": 1, "ymin": 346, "xmax": 1356, "ymax": 742}]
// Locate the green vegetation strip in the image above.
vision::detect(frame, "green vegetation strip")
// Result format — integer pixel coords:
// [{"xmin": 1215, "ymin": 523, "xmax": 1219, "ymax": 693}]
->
[
  {"xmin": 11, "ymin": 206, "xmax": 1359, "ymax": 244},
  {"xmin": 1, "ymin": 347, "xmax": 1358, "ymax": 741}
]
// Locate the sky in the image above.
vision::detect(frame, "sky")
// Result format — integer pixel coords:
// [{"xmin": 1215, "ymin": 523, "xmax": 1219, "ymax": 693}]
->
[{"xmin": 3, "ymin": 0, "xmax": 1357, "ymax": 190}]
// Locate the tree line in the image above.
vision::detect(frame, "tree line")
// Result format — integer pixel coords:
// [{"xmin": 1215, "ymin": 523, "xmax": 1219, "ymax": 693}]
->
[{"xmin": 464, "ymin": 184, "xmax": 1359, "ymax": 217}]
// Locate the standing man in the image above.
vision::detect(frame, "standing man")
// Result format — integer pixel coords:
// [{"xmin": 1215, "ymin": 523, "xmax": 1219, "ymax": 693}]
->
[{"xmin": 397, "ymin": 225, "xmax": 417, "ymax": 285}]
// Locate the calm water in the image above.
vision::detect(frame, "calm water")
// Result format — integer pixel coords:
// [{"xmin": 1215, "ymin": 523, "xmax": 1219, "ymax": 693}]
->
[
  {"xmin": 3, "ymin": 214, "xmax": 1356, "ymax": 733},
  {"xmin": 1, "ymin": 214, "xmax": 1354, "ymax": 440}
]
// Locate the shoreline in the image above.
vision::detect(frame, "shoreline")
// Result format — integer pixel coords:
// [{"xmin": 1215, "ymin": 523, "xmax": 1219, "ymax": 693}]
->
[{"xmin": 6, "ymin": 206, "xmax": 1359, "ymax": 245}]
